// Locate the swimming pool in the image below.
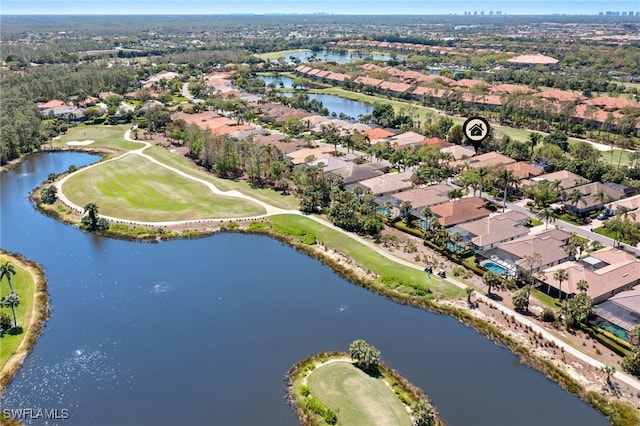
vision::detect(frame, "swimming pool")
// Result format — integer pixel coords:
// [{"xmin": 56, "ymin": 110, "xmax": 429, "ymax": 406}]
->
[
  {"xmin": 595, "ymin": 320, "xmax": 630, "ymax": 341},
  {"xmin": 481, "ymin": 260, "xmax": 508, "ymax": 276}
]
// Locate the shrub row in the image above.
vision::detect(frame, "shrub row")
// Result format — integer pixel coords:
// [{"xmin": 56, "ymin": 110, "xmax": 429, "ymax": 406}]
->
[
  {"xmin": 304, "ymin": 397, "xmax": 338, "ymax": 425},
  {"xmin": 392, "ymin": 221, "xmax": 424, "ymax": 238},
  {"xmin": 579, "ymin": 324, "xmax": 630, "ymax": 356}
]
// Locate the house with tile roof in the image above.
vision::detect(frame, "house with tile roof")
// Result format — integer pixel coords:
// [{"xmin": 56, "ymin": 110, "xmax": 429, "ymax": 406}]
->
[
  {"xmin": 348, "ymin": 171, "xmax": 413, "ymax": 196},
  {"xmin": 541, "ymin": 247, "xmax": 640, "ymax": 303},
  {"xmin": 455, "ymin": 211, "xmax": 530, "ymax": 250},
  {"xmin": 594, "ymin": 286, "xmax": 640, "ymax": 338},
  {"xmin": 564, "ymin": 181, "xmax": 627, "ymax": 215},
  {"xmin": 430, "ymin": 197, "xmax": 491, "ymax": 227},
  {"xmin": 528, "ymin": 170, "xmax": 588, "ymax": 191}
]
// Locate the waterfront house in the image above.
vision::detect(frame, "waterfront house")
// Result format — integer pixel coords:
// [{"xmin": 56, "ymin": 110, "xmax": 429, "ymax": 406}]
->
[
  {"xmin": 454, "ymin": 211, "xmax": 530, "ymax": 251},
  {"xmin": 430, "ymin": 197, "xmax": 491, "ymax": 227}
]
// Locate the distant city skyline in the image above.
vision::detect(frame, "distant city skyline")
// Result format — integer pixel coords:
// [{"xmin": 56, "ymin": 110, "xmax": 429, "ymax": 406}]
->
[{"xmin": 2, "ymin": 1, "xmax": 640, "ymax": 16}]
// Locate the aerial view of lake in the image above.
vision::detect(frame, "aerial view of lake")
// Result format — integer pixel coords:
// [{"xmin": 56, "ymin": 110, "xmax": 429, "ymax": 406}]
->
[
  {"xmin": 259, "ymin": 75, "xmax": 295, "ymax": 89},
  {"xmin": 0, "ymin": 152, "xmax": 608, "ymax": 426},
  {"xmin": 282, "ymin": 92, "xmax": 373, "ymax": 119},
  {"xmin": 282, "ymin": 50, "xmax": 406, "ymax": 64}
]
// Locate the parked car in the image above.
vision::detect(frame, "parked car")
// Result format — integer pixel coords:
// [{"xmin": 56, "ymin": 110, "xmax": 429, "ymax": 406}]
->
[{"xmin": 596, "ymin": 212, "xmax": 610, "ymax": 220}]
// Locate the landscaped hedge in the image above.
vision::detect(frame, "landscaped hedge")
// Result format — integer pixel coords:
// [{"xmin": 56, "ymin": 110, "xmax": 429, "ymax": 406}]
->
[
  {"xmin": 392, "ymin": 221, "xmax": 424, "ymax": 238},
  {"xmin": 579, "ymin": 324, "xmax": 631, "ymax": 356},
  {"xmin": 462, "ymin": 260, "xmax": 486, "ymax": 277}
]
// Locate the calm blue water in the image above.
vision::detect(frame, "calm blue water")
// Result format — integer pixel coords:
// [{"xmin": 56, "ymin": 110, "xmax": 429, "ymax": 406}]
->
[
  {"xmin": 0, "ymin": 152, "xmax": 608, "ymax": 426},
  {"xmin": 282, "ymin": 92, "xmax": 373, "ymax": 119},
  {"xmin": 281, "ymin": 51, "xmax": 405, "ymax": 64},
  {"xmin": 596, "ymin": 320, "xmax": 630, "ymax": 341},
  {"xmin": 259, "ymin": 75, "xmax": 294, "ymax": 89},
  {"xmin": 482, "ymin": 260, "xmax": 508, "ymax": 276}
]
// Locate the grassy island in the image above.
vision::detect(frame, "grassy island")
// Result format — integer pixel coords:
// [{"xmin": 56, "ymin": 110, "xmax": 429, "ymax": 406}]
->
[
  {"xmin": 0, "ymin": 251, "xmax": 49, "ymax": 394},
  {"xmin": 287, "ymin": 341, "xmax": 444, "ymax": 426}
]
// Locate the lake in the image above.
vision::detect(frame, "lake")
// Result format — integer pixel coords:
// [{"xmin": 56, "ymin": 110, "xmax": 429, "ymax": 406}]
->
[
  {"xmin": 0, "ymin": 152, "xmax": 608, "ymax": 426},
  {"xmin": 259, "ymin": 75, "xmax": 295, "ymax": 89},
  {"xmin": 280, "ymin": 51, "xmax": 406, "ymax": 64},
  {"xmin": 282, "ymin": 92, "xmax": 373, "ymax": 119}
]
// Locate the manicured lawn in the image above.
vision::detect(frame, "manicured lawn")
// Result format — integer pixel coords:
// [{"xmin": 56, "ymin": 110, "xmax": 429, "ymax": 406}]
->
[
  {"xmin": 307, "ymin": 361, "xmax": 411, "ymax": 426},
  {"xmin": 0, "ymin": 256, "xmax": 34, "ymax": 371},
  {"xmin": 256, "ymin": 49, "xmax": 311, "ymax": 61},
  {"xmin": 144, "ymin": 147, "xmax": 300, "ymax": 210},
  {"xmin": 531, "ymin": 288, "xmax": 560, "ymax": 310},
  {"xmin": 269, "ymin": 214, "xmax": 465, "ymax": 298},
  {"xmin": 315, "ymin": 87, "xmax": 538, "ymax": 142},
  {"xmin": 62, "ymin": 154, "xmax": 265, "ymax": 221},
  {"xmin": 601, "ymin": 148, "xmax": 633, "ymax": 168},
  {"xmin": 53, "ymin": 124, "xmax": 141, "ymax": 151}
]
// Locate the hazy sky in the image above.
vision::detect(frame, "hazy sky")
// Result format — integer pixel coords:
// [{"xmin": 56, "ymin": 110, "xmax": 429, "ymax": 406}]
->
[{"xmin": 2, "ymin": 0, "xmax": 639, "ymax": 15}]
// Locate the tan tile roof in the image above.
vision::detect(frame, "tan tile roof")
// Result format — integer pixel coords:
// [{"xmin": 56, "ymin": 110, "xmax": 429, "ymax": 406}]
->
[
  {"xmin": 37, "ymin": 99, "xmax": 67, "ymax": 109},
  {"xmin": 459, "ymin": 211, "xmax": 529, "ymax": 247},
  {"xmin": 585, "ymin": 96, "xmax": 640, "ymax": 111},
  {"xmin": 462, "ymin": 151, "xmax": 516, "ymax": 168},
  {"xmin": 430, "ymin": 197, "xmax": 491, "ymax": 227},
  {"xmin": 286, "ymin": 146, "xmax": 335, "ymax": 165},
  {"xmin": 507, "ymin": 54, "xmax": 559, "ymax": 65},
  {"xmin": 441, "ymin": 145, "xmax": 475, "ymax": 160},
  {"xmin": 392, "ymin": 184, "xmax": 453, "ymax": 208},
  {"xmin": 388, "ymin": 131, "xmax": 427, "ymax": 147},
  {"xmin": 356, "ymin": 171, "xmax": 414, "ymax": 195},
  {"xmin": 534, "ymin": 89, "xmax": 584, "ymax": 102},
  {"xmin": 543, "ymin": 247, "xmax": 640, "ymax": 302},
  {"xmin": 499, "ymin": 228, "xmax": 572, "ymax": 269},
  {"xmin": 504, "ymin": 162, "xmax": 544, "ymax": 179},
  {"xmin": 531, "ymin": 170, "xmax": 588, "ymax": 190}
]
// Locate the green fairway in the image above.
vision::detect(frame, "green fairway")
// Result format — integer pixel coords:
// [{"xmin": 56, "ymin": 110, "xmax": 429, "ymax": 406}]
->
[
  {"xmin": 307, "ymin": 361, "xmax": 411, "ymax": 426},
  {"xmin": 0, "ymin": 256, "xmax": 35, "ymax": 371},
  {"xmin": 268, "ymin": 214, "xmax": 464, "ymax": 297},
  {"xmin": 62, "ymin": 154, "xmax": 265, "ymax": 221},
  {"xmin": 144, "ymin": 147, "xmax": 300, "ymax": 210},
  {"xmin": 256, "ymin": 49, "xmax": 310, "ymax": 60},
  {"xmin": 315, "ymin": 87, "xmax": 537, "ymax": 142},
  {"xmin": 53, "ymin": 124, "xmax": 142, "ymax": 151}
]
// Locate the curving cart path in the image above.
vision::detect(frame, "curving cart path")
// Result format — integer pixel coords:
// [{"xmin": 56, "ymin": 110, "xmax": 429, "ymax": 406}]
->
[{"xmin": 55, "ymin": 128, "xmax": 640, "ymax": 394}]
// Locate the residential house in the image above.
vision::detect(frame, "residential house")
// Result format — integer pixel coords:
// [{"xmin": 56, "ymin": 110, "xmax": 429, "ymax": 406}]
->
[
  {"xmin": 594, "ymin": 286, "xmax": 640, "ymax": 338},
  {"xmin": 456, "ymin": 151, "xmax": 516, "ymax": 170},
  {"xmin": 329, "ymin": 163, "xmax": 385, "ymax": 185},
  {"xmin": 504, "ymin": 162, "xmax": 544, "ymax": 180},
  {"xmin": 347, "ymin": 171, "xmax": 413, "ymax": 196},
  {"xmin": 477, "ymin": 228, "xmax": 572, "ymax": 276},
  {"xmin": 388, "ymin": 131, "xmax": 426, "ymax": 148},
  {"xmin": 454, "ymin": 211, "xmax": 530, "ymax": 251},
  {"xmin": 528, "ymin": 170, "xmax": 588, "ymax": 191},
  {"xmin": 390, "ymin": 184, "xmax": 454, "ymax": 217},
  {"xmin": 429, "ymin": 197, "xmax": 491, "ymax": 227},
  {"xmin": 441, "ymin": 145, "xmax": 476, "ymax": 160},
  {"xmin": 565, "ymin": 182, "xmax": 626, "ymax": 215},
  {"xmin": 286, "ymin": 146, "xmax": 335, "ymax": 165},
  {"xmin": 541, "ymin": 247, "xmax": 640, "ymax": 303}
]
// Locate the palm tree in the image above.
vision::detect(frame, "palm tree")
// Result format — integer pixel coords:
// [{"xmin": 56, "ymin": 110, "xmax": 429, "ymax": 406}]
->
[
  {"xmin": 465, "ymin": 287, "xmax": 475, "ymax": 305},
  {"xmin": 1, "ymin": 291, "xmax": 20, "ymax": 328},
  {"xmin": 528, "ymin": 132, "xmax": 542, "ymax": 159},
  {"xmin": 537, "ymin": 207, "xmax": 557, "ymax": 230},
  {"xmin": 477, "ymin": 166, "xmax": 491, "ymax": 199},
  {"xmin": 449, "ymin": 231, "xmax": 463, "ymax": 251},
  {"xmin": 0, "ymin": 262, "xmax": 16, "ymax": 293},
  {"xmin": 576, "ymin": 279, "xmax": 589, "ymax": 293},
  {"xmin": 495, "ymin": 169, "xmax": 520, "ymax": 212},
  {"xmin": 400, "ymin": 201, "xmax": 413, "ymax": 223},
  {"xmin": 421, "ymin": 207, "xmax": 432, "ymax": 229},
  {"xmin": 483, "ymin": 271, "xmax": 502, "ymax": 295},
  {"xmin": 553, "ymin": 269, "xmax": 569, "ymax": 301},
  {"xmin": 601, "ymin": 365, "xmax": 616, "ymax": 388},
  {"xmin": 567, "ymin": 188, "xmax": 586, "ymax": 214}
]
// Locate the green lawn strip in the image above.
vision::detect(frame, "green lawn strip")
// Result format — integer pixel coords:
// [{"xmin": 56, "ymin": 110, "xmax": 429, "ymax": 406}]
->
[
  {"xmin": 256, "ymin": 49, "xmax": 311, "ymax": 60},
  {"xmin": 144, "ymin": 147, "xmax": 300, "ymax": 210},
  {"xmin": 314, "ymin": 87, "xmax": 537, "ymax": 142},
  {"xmin": 601, "ymin": 148, "xmax": 632, "ymax": 168},
  {"xmin": 530, "ymin": 288, "xmax": 561, "ymax": 310},
  {"xmin": 52, "ymin": 124, "xmax": 141, "ymax": 151},
  {"xmin": 0, "ymin": 256, "xmax": 35, "ymax": 374},
  {"xmin": 307, "ymin": 361, "xmax": 411, "ymax": 426},
  {"xmin": 268, "ymin": 214, "xmax": 464, "ymax": 298},
  {"xmin": 62, "ymin": 154, "xmax": 265, "ymax": 221}
]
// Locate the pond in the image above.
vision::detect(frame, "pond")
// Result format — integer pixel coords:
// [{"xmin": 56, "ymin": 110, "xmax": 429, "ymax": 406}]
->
[
  {"xmin": 0, "ymin": 152, "xmax": 608, "ymax": 426},
  {"xmin": 282, "ymin": 50, "xmax": 406, "ymax": 64},
  {"xmin": 259, "ymin": 75, "xmax": 295, "ymax": 89},
  {"xmin": 282, "ymin": 92, "xmax": 373, "ymax": 119}
]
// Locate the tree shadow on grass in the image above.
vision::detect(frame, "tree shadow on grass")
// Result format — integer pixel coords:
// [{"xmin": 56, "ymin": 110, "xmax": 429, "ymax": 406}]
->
[{"xmin": 7, "ymin": 326, "xmax": 23, "ymax": 336}]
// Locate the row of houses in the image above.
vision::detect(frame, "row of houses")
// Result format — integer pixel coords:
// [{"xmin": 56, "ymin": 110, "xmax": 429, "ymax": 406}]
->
[{"xmin": 295, "ymin": 63, "xmax": 640, "ymax": 132}]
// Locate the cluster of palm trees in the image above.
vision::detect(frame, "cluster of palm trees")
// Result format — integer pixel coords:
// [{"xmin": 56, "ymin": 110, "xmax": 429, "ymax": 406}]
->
[
  {"xmin": 348, "ymin": 339, "xmax": 381, "ymax": 374},
  {"xmin": 457, "ymin": 165, "xmax": 522, "ymax": 211},
  {"xmin": 0, "ymin": 262, "xmax": 20, "ymax": 332}
]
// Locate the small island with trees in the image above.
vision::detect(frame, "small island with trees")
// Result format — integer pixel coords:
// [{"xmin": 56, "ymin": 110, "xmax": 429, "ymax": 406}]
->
[{"xmin": 287, "ymin": 339, "xmax": 443, "ymax": 426}]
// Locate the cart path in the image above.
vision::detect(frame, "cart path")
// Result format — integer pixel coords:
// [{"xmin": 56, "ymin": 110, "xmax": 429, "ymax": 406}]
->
[{"xmin": 55, "ymin": 129, "xmax": 640, "ymax": 393}]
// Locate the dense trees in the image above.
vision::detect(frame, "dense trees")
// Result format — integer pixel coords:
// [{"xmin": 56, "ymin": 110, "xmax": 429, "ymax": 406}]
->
[
  {"xmin": 349, "ymin": 339, "xmax": 381, "ymax": 374},
  {"xmin": 40, "ymin": 185, "xmax": 58, "ymax": 204},
  {"xmin": 81, "ymin": 202, "xmax": 110, "ymax": 232}
]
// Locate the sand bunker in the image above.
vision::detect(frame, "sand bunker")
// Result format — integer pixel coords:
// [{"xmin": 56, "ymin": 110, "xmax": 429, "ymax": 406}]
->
[{"xmin": 66, "ymin": 140, "xmax": 95, "ymax": 146}]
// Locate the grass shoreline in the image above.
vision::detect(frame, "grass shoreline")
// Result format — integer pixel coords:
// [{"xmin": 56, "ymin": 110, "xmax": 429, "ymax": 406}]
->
[
  {"xmin": 0, "ymin": 251, "xmax": 49, "ymax": 396},
  {"xmin": 286, "ymin": 351, "xmax": 444, "ymax": 426},
  {"xmin": 11, "ymin": 148, "xmax": 640, "ymax": 425}
]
